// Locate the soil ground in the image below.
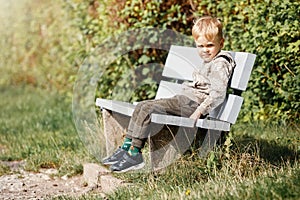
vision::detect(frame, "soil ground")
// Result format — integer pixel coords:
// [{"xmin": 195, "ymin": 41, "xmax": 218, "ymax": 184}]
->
[{"xmin": 0, "ymin": 161, "xmax": 106, "ymax": 200}]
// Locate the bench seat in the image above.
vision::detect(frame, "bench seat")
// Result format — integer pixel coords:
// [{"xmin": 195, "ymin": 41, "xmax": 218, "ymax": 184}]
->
[{"xmin": 96, "ymin": 98, "xmax": 231, "ymax": 131}]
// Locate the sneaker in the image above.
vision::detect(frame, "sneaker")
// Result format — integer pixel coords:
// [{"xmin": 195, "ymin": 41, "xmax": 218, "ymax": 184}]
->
[
  {"xmin": 102, "ymin": 147, "xmax": 126, "ymax": 165},
  {"xmin": 110, "ymin": 152, "xmax": 145, "ymax": 173}
]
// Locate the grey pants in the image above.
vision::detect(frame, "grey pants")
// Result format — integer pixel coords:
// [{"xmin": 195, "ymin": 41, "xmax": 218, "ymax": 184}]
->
[{"xmin": 126, "ymin": 95, "xmax": 199, "ymax": 148}]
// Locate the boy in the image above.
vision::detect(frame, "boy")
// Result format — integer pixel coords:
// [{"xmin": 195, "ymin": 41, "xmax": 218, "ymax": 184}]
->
[{"xmin": 103, "ymin": 16, "xmax": 236, "ymax": 172}]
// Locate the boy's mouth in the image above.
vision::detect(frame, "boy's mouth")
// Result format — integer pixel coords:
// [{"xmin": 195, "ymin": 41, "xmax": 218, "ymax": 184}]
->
[{"xmin": 201, "ymin": 53, "xmax": 211, "ymax": 58}]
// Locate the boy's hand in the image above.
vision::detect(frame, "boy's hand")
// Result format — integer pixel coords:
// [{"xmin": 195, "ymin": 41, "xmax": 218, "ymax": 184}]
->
[
  {"xmin": 182, "ymin": 81, "xmax": 194, "ymax": 87},
  {"xmin": 189, "ymin": 109, "xmax": 202, "ymax": 126}
]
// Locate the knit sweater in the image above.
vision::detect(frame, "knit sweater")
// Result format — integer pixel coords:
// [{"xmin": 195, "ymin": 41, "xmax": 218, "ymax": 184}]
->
[{"xmin": 181, "ymin": 51, "xmax": 236, "ymax": 115}]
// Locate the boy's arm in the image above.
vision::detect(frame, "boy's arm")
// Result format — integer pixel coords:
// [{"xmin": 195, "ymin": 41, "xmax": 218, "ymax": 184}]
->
[
  {"xmin": 182, "ymin": 81, "xmax": 194, "ymax": 87},
  {"xmin": 190, "ymin": 58, "xmax": 234, "ymax": 122},
  {"xmin": 189, "ymin": 107, "xmax": 202, "ymax": 120}
]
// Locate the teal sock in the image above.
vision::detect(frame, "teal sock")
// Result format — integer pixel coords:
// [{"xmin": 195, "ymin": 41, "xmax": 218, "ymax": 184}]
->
[
  {"xmin": 121, "ymin": 137, "xmax": 132, "ymax": 151},
  {"xmin": 128, "ymin": 145, "xmax": 140, "ymax": 156}
]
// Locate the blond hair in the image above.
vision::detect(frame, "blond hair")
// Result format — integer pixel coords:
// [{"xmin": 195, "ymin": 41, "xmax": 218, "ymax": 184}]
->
[{"xmin": 192, "ymin": 16, "xmax": 223, "ymax": 41}]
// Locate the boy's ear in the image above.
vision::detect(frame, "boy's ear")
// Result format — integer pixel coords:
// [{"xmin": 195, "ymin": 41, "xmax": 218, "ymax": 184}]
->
[{"xmin": 220, "ymin": 38, "xmax": 224, "ymax": 48}]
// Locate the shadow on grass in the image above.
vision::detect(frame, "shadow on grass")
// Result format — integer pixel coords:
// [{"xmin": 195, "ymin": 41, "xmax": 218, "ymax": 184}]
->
[{"xmin": 234, "ymin": 135, "xmax": 299, "ymax": 165}]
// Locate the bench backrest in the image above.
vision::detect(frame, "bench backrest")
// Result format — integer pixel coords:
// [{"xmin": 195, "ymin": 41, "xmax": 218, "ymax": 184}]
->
[{"xmin": 155, "ymin": 45, "xmax": 256, "ymax": 124}]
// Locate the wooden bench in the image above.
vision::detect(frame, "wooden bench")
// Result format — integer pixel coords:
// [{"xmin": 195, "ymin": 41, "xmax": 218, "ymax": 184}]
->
[{"xmin": 96, "ymin": 45, "xmax": 256, "ymax": 171}]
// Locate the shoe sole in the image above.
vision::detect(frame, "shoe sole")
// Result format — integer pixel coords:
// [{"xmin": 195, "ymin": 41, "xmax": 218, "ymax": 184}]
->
[
  {"xmin": 102, "ymin": 160, "xmax": 119, "ymax": 165},
  {"xmin": 113, "ymin": 162, "xmax": 145, "ymax": 173}
]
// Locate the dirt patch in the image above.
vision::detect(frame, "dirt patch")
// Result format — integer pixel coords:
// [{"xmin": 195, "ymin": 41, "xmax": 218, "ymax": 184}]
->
[{"xmin": 0, "ymin": 161, "xmax": 107, "ymax": 199}]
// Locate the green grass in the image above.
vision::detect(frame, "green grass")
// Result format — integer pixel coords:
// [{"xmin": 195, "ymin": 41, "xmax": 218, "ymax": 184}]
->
[
  {"xmin": 0, "ymin": 85, "xmax": 299, "ymax": 199},
  {"xmin": 0, "ymin": 86, "xmax": 93, "ymax": 176},
  {"xmin": 107, "ymin": 123, "xmax": 299, "ymax": 200}
]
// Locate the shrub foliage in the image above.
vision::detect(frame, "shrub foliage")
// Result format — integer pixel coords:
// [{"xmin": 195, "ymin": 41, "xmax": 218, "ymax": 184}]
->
[
  {"xmin": 1, "ymin": 0, "xmax": 299, "ymax": 122},
  {"xmin": 70, "ymin": 0, "xmax": 299, "ymax": 122}
]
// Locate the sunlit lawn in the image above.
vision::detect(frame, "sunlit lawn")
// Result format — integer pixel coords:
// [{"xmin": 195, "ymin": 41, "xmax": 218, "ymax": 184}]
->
[
  {"xmin": 0, "ymin": 86, "xmax": 93, "ymax": 176},
  {"xmin": 0, "ymin": 85, "xmax": 299, "ymax": 200}
]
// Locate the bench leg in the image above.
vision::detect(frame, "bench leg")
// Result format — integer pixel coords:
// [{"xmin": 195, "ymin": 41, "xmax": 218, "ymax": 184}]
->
[
  {"xmin": 148, "ymin": 126, "xmax": 175, "ymax": 171},
  {"xmin": 197, "ymin": 129, "xmax": 222, "ymax": 157},
  {"xmin": 102, "ymin": 109, "xmax": 130, "ymax": 157},
  {"xmin": 149, "ymin": 126, "xmax": 197, "ymax": 171},
  {"xmin": 149, "ymin": 128, "xmax": 223, "ymax": 171}
]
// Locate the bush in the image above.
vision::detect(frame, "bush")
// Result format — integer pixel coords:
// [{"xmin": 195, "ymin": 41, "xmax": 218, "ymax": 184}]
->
[
  {"xmin": 0, "ymin": 0, "xmax": 79, "ymax": 94},
  {"xmin": 2, "ymin": 0, "xmax": 298, "ymax": 122},
  {"xmin": 200, "ymin": 0, "xmax": 300, "ymax": 122},
  {"xmin": 88, "ymin": 0, "xmax": 299, "ymax": 122}
]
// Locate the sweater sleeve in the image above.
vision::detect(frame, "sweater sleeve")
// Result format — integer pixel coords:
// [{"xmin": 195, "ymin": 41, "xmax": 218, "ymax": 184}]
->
[{"xmin": 196, "ymin": 58, "xmax": 234, "ymax": 115}]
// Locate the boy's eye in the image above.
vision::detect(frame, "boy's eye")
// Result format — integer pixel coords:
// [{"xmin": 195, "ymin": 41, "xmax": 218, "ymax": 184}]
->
[{"xmin": 197, "ymin": 44, "xmax": 214, "ymax": 48}]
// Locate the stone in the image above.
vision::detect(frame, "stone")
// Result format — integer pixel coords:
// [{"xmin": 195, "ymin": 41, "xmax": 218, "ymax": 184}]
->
[
  {"xmin": 82, "ymin": 163, "xmax": 109, "ymax": 188},
  {"xmin": 82, "ymin": 163, "xmax": 128, "ymax": 194}
]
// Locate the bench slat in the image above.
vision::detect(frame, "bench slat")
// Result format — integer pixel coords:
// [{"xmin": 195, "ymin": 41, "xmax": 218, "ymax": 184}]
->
[
  {"xmin": 230, "ymin": 52, "xmax": 256, "ymax": 91},
  {"xmin": 151, "ymin": 114, "xmax": 230, "ymax": 131},
  {"xmin": 154, "ymin": 80, "xmax": 243, "ymax": 124},
  {"xmin": 155, "ymin": 80, "xmax": 183, "ymax": 99},
  {"xmin": 95, "ymin": 98, "xmax": 135, "ymax": 116},
  {"xmin": 209, "ymin": 94, "xmax": 244, "ymax": 124},
  {"xmin": 196, "ymin": 118, "xmax": 230, "ymax": 131},
  {"xmin": 151, "ymin": 113, "xmax": 194, "ymax": 127},
  {"xmin": 163, "ymin": 45, "xmax": 256, "ymax": 91},
  {"xmin": 163, "ymin": 46, "xmax": 199, "ymax": 81}
]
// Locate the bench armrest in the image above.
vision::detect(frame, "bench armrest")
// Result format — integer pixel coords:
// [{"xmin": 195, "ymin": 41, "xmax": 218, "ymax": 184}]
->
[{"xmin": 95, "ymin": 98, "xmax": 136, "ymax": 116}]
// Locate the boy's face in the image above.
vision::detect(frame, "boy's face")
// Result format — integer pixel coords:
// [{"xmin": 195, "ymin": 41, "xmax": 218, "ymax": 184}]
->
[{"xmin": 195, "ymin": 35, "xmax": 224, "ymax": 62}]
